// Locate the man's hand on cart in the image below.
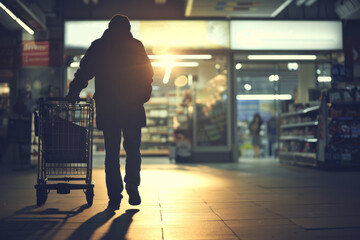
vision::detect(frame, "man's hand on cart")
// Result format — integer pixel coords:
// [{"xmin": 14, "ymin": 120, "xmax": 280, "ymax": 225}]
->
[{"xmin": 66, "ymin": 94, "xmax": 78, "ymax": 104}]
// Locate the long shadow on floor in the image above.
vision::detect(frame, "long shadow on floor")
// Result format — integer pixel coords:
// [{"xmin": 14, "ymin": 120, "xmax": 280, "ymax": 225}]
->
[
  {"xmin": 0, "ymin": 204, "xmax": 89, "ymax": 240},
  {"xmin": 67, "ymin": 208, "xmax": 139, "ymax": 240},
  {"xmin": 66, "ymin": 208, "xmax": 116, "ymax": 240},
  {"xmin": 100, "ymin": 209, "xmax": 139, "ymax": 240}
]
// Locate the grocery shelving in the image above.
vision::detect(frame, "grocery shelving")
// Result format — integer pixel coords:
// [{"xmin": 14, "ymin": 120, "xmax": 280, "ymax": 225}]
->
[
  {"xmin": 279, "ymin": 87, "xmax": 360, "ymax": 168},
  {"xmin": 279, "ymin": 104, "xmax": 320, "ymax": 167}
]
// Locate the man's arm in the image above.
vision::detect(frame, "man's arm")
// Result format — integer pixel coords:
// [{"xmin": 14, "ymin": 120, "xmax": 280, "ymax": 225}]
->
[
  {"xmin": 67, "ymin": 41, "xmax": 98, "ymax": 101},
  {"xmin": 138, "ymin": 42, "xmax": 153, "ymax": 103}
]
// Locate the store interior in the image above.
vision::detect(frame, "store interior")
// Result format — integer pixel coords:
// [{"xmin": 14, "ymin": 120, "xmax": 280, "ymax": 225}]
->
[{"xmin": 67, "ymin": 53, "xmax": 230, "ymax": 157}]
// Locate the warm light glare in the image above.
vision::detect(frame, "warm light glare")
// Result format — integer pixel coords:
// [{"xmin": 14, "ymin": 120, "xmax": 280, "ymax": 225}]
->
[
  {"xmin": 248, "ymin": 55, "xmax": 317, "ymax": 60},
  {"xmin": 0, "ymin": 2, "xmax": 34, "ymax": 35},
  {"xmin": 162, "ymin": 66, "xmax": 172, "ymax": 84},
  {"xmin": 174, "ymin": 75, "xmax": 188, "ymax": 87},
  {"xmin": 188, "ymin": 74, "xmax": 193, "ymax": 85},
  {"xmin": 237, "ymin": 94, "xmax": 292, "ymax": 100},
  {"xmin": 152, "ymin": 62, "xmax": 199, "ymax": 67},
  {"xmin": 148, "ymin": 54, "xmax": 212, "ymax": 60},
  {"xmin": 317, "ymin": 76, "xmax": 332, "ymax": 82}
]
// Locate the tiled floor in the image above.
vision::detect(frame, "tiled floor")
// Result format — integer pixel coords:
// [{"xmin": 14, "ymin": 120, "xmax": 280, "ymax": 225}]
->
[{"xmin": 1, "ymin": 157, "xmax": 360, "ymax": 239}]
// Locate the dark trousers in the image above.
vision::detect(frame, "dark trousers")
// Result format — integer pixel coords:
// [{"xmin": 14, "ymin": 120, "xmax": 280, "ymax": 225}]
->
[{"xmin": 103, "ymin": 126, "xmax": 142, "ymax": 201}]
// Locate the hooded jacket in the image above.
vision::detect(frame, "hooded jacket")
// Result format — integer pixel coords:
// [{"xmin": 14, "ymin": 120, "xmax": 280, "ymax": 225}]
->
[{"xmin": 68, "ymin": 27, "xmax": 154, "ymax": 129}]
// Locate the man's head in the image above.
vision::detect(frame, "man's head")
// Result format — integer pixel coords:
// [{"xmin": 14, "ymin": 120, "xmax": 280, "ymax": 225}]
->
[{"xmin": 108, "ymin": 14, "xmax": 131, "ymax": 32}]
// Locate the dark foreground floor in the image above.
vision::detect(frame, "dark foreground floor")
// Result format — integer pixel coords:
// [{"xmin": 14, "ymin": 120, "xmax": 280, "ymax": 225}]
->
[{"xmin": 1, "ymin": 157, "xmax": 360, "ymax": 240}]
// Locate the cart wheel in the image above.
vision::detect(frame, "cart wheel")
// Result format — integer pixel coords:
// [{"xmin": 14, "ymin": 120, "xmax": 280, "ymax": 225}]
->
[
  {"xmin": 36, "ymin": 188, "xmax": 47, "ymax": 206},
  {"xmin": 85, "ymin": 188, "xmax": 94, "ymax": 207}
]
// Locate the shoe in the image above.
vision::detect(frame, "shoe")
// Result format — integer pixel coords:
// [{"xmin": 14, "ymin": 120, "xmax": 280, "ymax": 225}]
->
[
  {"xmin": 126, "ymin": 185, "xmax": 141, "ymax": 206},
  {"xmin": 107, "ymin": 196, "xmax": 122, "ymax": 211}
]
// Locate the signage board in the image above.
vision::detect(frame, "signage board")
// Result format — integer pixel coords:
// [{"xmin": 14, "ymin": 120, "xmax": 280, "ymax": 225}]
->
[
  {"xmin": 230, "ymin": 21, "xmax": 343, "ymax": 50},
  {"xmin": 22, "ymin": 41, "xmax": 49, "ymax": 66},
  {"xmin": 65, "ymin": 20, "xmax": 230, "ymax": 51}
]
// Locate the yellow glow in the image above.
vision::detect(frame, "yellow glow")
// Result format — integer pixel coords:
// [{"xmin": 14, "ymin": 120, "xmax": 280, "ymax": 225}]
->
[
  {"xmin": 151, "ymin": 62, "xmax": 199, "ymax": 67},
  {"xmin": 185, "ymin": 0, "xmax": 194, "ymax": 17},
  {"xmin": 237, "ymin": 94, "xmax": 292, "ymax": 100},
  {"xmin": 149, "ymin": 54, "xmax": 212, "ymax": 60},
  {"xmin": 174, "ymin": 75, "xmax": 188, "ymax": 87},
  {"xmin": 248, "ymin": 55, "xmax": 317, "ymax": 60}
]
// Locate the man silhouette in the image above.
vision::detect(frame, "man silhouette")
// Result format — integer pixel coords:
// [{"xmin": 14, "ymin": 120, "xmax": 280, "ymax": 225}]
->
[{"xmin": 67, "ymin": 14, "xmax": 153, "ymax": 210}]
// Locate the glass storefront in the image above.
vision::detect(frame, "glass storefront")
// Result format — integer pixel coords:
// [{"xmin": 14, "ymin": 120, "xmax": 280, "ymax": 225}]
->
[
  {"xmin": 233, "ymin": 52, "xmax": 340, "ymax": 159},
  {"xmin": 66, "ymin": 53, "xmax": 231, "ymax": 158}
]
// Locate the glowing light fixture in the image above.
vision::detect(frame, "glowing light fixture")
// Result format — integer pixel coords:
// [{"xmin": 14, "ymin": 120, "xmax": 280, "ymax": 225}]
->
[
  {"xmin": 70, "ymin": 62, "xmax": 80, "ymax": 68},
  {"xmin": 151, "ymin": 62, "xmax": 199, "ymax": 67},
  {"xmin": 0, "ymin": 2, "xmax": 34, "ymax": 35},
  {"xmin": 237, "ymin": 94, "xmax": 292, "ymax": 100},
  {"xmin": 271, "ymin": 0, "xmax": 293, "ymax": 17},
  {"xmin": 317, "ymin": 76, "xmax": 332, "ymax": 82},
  {"xmin": 248, "ymin": 55, "xmax": 317, "ymax": 60},
  {"xmin": 269, "ymin": 74, "xmax": 279, "ymax": 82},
  {"xmin": 174, "ymin": 75, "xmax": 188, "ymax": 87},
  {"xmin": 148, "ymin": 54, "xmax": 212, "ymax": 60},
  {"xmin": 287, "ymin": 62, "xmax": 298, "ymax": 71},
  {"xmin": 235, "ymin": 63, "xmax": 242, "ymax": 70},
  {"xmin": 188, "ymin": 74, "xmax": 193, "ymax": 86},
  {"xmin": 185, "ymin": 0, "xmax": 194, "ymax": 17},
  {"xmin": 244, "ymin": 84, "xmax": 252, "ymax": 91}
]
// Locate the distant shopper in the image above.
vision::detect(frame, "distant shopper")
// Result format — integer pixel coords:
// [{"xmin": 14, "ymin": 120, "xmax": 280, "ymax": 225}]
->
[
  {"xmin": 67, "ymin": 14, "xmax": 153, "ymax": 210},
  {"xmin": 249, "ymin": 113, "xmax": 263, "ymax": 158},
  {"xmin": 267, "ymin": 116, "xmax": 277, "ymax": 157}
]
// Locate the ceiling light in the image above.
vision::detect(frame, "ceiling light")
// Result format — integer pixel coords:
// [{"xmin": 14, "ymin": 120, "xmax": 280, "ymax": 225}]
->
[
  {"xmin": 162, "ymin": 66, "xmax": 172, "ymax": 84},
  {"xmin": 296, "ymin": 0, "xmax": 307, "ymax": 6},
  {"xmin": 244, "ymin": 84, "xmax": 252, "ymax": 91},
  {"xmin": 152, "ymin": 62, "xmax": 199, "ymax": 67},
  {"xmin": 185, "ymin": 0, "xmax": 194, "ymax": 17},
  {"xmin": 148, "ymin": 54, "xmax": 212, "ymax": 60},
  {"xmin": 235, "ymin": 63, "xmax": 242, "ymax": 70},
  {"xmin": 0, "ymin": 2, "xmax": 34, "ymax": 35},
  {"xmin": 271, "ymin": 0, "xmax": 293, "ymax": 17},
  {"xmin": 305, "ymin": 0, "xmax": 317, "ymax": 6},
  {"xmin": 175, "ymin": 75, "xmax": 188, "ymax": 87},
  {"xmin": 248, "ymin": 55, "xmax": 317, "ymax": 60},
  {"xmin": 287, "ymin": 62, "xmax": 298, "ymax": 71},
  {"xmin": 237, "ymin": 94, "xmax": 292, "ymax": 100},
  {"xmin": 317, "ymin": 76, "xmax": 332, "ymax": 82},
  {"xmin": 269, "ymin": 74, "xmax": 279, "ymax": 82}
]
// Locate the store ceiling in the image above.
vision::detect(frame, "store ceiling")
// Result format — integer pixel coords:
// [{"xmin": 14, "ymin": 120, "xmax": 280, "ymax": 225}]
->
[
  {"xmin": 0, "ymin": 0, "xmax": 343, "ymax": 36},
  {"xmin": 186, "ymin": 0, "xmax": 294, "ymax": 18}
]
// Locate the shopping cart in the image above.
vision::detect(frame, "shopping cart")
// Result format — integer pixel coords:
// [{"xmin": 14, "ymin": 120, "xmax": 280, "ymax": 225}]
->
[{"xmin": 34, "ymin": 97, "xmax": 95, "ymax": 207}]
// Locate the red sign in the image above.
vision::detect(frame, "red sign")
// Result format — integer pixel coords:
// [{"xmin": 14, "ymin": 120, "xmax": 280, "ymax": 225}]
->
[{"xmin": 22, "ymin": 41, "xmax": 49, "ymax": 66}]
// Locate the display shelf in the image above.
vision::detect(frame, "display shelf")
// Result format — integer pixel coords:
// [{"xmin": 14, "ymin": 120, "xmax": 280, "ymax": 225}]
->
[
  {"xmin": 279, "ymin": 152, "xmax": 317, "ymax": 167},
  {"xmin": 279, "ymin": 151, "xmax": 316, "ymax": 159},
  {"xmin": 281, "ymin": 106, "xmax": 319, "ymax": 118},
  {"xmin": 280, "ymin": 136, "xmax": 318, "ymax": 142},
  {"xmin": 280, "ymin": 121, "xmax": 318, "ymax": 129},
  {"xmin": 279, "ymin": 101, "xmax": 321, "ymax": 167},
  {"xmin": 330, "ymin": 101, "xmax": 360, "ymax": 106},
  {"xmin": 280, "ymin": 88, "xmax": 360, "ymax": 168}
]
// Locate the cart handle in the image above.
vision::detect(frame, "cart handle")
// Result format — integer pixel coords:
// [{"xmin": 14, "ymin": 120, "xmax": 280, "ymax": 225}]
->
[
  {"xmin": 33, "ymin": 111, "xmax": 39, "ymax": 137},
  {"xmin": 38, "ymin": 97, "xmax": 92, "ymax": 103}
]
